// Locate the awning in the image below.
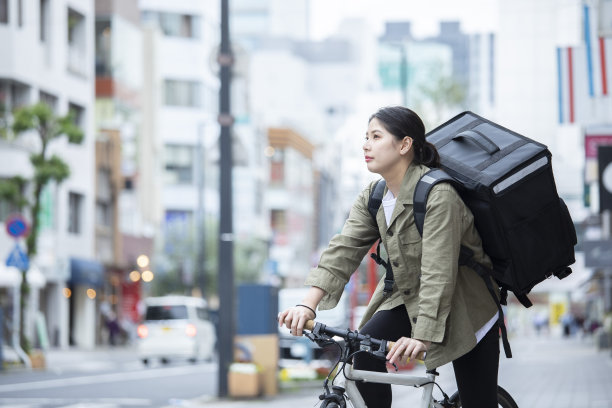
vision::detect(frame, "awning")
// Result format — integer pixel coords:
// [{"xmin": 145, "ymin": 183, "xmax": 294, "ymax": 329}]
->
[
  {"xmin": 0, "ymin": 265, "xmax": 22, "ymax": 287},
  {"xmin": 69, "ymin": 258, "xmax": 104, "ymax": 288},
  {"xmin": 26, "ymin": 265, "xmax": 46, "ymax": 288}
]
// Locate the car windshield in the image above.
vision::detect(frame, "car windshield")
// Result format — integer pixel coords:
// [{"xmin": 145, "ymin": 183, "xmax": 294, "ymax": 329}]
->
[{"xmin": 145, "ymin": 305, "xmax": 188, "ymax": 320}]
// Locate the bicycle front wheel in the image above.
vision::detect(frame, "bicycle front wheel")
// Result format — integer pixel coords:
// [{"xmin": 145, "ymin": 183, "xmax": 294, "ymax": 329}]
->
[{"xmin": 448, "ymin": 385, "xmax": 518, "ymax": 408}]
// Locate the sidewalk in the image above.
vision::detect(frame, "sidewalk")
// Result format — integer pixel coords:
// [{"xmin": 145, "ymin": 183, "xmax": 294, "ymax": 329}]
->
[{"xmin": 179, "ymin": 334, "xmax": 612, "ymax": 408}]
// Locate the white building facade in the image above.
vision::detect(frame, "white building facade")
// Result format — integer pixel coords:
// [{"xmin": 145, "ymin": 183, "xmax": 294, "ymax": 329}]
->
[
  {"xmin": 0, "ymin": 0, "xmax": 97, "ymax": 350},
  {"xmin": 138, "ymin": 0, "xmax": 221, "ymax": 296}
]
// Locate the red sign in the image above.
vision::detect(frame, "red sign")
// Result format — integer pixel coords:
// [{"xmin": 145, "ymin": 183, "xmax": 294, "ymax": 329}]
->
[
  {"xmin": 121, "ymin": 281, "xmax": 141, "ymax": 323},
  {"xmin": 585, "ymin": 134, "xmax": 612, "ymax": 158}
]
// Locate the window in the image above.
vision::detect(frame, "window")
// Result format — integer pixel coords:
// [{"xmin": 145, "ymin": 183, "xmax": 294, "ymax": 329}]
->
[
  {"xmin": 11, "ymin": 81, "xmax": 30, "ymax": 109},
  {"xmin": 67, "ymin": 8, "xmax": 86, "ymax": 75},
  {"xmin": 96, "ymin": 201, "xmax": 112, "ymax": 227},
  {"xmin": 164, "ymin": 145, "xmax": 194, "ymax": 184},
  {"xmin": 145, "ymin": 305, "xmax": 188, "ymax": 320},
  {"xmin": 95, "ymin": 20, "xmax": 112, "ymax": 76},
  {"xmin": 17, "ymin": 0, "xmax": 22, "ymax": 27},
  {"xmin": 68, "ymin": 192, "xmax": 83, "ymax": 234},
  {"xmin": 39, "ymin": 90, "xmax": 58, "ymax": 112},
  {"xmin": 68, "ymin": 102, "xmax": 85, "ymax": 131},
  {"xmin": 96, "ymin": 169, "xmax": 112, "ymax": 227},
  {"xmin": 269, "ymin": 148, "xmax": 285, "ymax": 184},
  {"xmin": 0, "ymin": 0, "xmax": 8, "ymax": 24},
  {"xmin": 196, "ymin": 307, "xmax": 209, "ymax": 320},
  {"xmin": 40, "ymin": 0, "xmax": 49, "ymax": 42},
  {"xmin": 164, "ymin": 79, "xmax": 202, "ymax": 107},
  {"xmin": 0, "ymin": 178, "xmax": 25, "ymax": 222},
  {"xmin": 141, "ymin": 11, "xmax": 201, "ymax": 39}
]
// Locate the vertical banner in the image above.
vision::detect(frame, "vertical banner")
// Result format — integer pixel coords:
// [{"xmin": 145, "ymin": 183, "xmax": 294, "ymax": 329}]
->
[{"xmin": 121, "ymin": 281, "xmax": 141, "ymax": 323}]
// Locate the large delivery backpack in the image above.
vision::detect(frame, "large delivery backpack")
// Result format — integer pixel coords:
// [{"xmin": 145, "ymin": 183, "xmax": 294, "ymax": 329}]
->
[{"xmin": 368, "ymin": 111, "xmax": 577, "ymax": 357}]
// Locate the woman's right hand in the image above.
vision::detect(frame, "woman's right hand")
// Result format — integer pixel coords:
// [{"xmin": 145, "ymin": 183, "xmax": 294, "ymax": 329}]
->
[{"xmin": 278, "ymin": 305, "xmax": 316, "ymax": 337}]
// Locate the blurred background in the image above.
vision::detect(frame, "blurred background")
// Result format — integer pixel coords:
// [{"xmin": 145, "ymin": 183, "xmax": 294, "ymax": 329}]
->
[{"xmin": 0, "ymin": 0, "xmax": 611, "ymax": 396}]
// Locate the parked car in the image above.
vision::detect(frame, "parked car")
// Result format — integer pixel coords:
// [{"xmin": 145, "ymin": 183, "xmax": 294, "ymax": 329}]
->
[
  {"xmin": 278, "ymin": 287, "xmax": 350, "ymax": 368},
  {"xmin": 137, "ymin": 295, "xmax": 216, "ymax": 365}
]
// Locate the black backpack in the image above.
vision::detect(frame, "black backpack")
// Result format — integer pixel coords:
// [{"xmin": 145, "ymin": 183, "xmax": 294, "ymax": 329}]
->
[{"xmin": 367, "ymin": 111, "xmax": 577, "ymax": 358}]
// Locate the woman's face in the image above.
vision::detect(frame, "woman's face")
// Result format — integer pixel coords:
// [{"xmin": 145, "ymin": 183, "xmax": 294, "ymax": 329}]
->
[{"xmin": 364, "ymin": 117, "xmax": 407, "ymax": 176}]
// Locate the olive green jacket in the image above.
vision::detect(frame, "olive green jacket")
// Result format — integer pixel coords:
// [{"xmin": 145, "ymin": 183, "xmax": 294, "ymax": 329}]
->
[{"xmin": 305, "ymin": 162, "xmax": 498, "ymax": 369}]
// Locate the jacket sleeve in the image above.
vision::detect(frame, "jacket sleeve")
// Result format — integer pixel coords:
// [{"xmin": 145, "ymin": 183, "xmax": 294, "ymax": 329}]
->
[
  {"xmin": 304, "ymin": 183, "xmax": 380, "ymax": 310},
  {"xmin": 413, "ymin": 184, "xmax": 464, "ymax": 343}
]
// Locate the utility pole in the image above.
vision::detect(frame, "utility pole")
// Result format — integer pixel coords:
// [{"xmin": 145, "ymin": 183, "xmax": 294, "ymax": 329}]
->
[
  {"xmin": 217, "ymin": 0, "xmax": 234, "ymax": 398},
  {"xmin": 196, "ymin": 124, "xmax": 205, "ymax": 299}
]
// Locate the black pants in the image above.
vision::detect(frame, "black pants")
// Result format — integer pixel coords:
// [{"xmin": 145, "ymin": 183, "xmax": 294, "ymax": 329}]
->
[{"xmin": 353, "ymin": 306, "xmax": 499, "ymax": 408}]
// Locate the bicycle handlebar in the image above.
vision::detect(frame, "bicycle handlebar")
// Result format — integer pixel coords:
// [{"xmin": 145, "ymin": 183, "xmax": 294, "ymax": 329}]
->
[{"xmin": 303, "ymin": 320, "xmax": 425, "ymax": 361}]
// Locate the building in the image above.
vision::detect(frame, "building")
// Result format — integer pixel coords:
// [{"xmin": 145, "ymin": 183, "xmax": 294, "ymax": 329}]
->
[
  {"xmin": 94, "ymin": 0, "xmax": 158, "ymax": 342},
  {"xmin": 265, "ymin": 128, "xmax": 315, "ymax": 286},
  {"xmin": 0, "ymin": 0, "xmax": 97, "ymax": 350},
  {"xmin": 138, "ymin": 0, "xmax": 221, "ymax": 299}
]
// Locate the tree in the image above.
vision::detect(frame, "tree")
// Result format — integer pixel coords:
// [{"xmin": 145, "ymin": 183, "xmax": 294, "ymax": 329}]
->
[
  {"xmin": 0, "ymin": 102, "xmax": 83, "ymax": 352},
  {"xmin": 416, "ymin": 68, "xmax": 467, "ymax": 129}
]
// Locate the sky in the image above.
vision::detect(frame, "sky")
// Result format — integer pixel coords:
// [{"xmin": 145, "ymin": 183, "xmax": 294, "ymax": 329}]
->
[{"xmin": 309, "ymin": 0, "xmax": 500, "ymax": 40}]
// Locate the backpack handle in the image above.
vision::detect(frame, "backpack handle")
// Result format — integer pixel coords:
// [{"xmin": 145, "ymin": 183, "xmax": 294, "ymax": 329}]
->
[{"xmin": 453, "ymin": 129, "xmax": 500, "ymax": 155}]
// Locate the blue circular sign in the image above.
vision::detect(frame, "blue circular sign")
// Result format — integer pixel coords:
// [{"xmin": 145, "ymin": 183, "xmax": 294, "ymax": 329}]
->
[{"xmin": 5, "ymin": 214, "xmax": 29, "ymax": 238}]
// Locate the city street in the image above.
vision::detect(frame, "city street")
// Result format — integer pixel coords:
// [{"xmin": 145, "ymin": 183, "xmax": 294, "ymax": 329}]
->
[
  {"xmin": 0, "ymin": 333, "xmax": 611, "ymax": 407},
  {"xmin": 0, "ymin": 348, "xmax": 218, "ymax": 407}
]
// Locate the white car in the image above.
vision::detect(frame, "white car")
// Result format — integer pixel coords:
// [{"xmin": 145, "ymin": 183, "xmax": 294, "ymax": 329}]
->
[{"xmin": 137, "ymin": 296, "xmax": 216, "ymax": 365}]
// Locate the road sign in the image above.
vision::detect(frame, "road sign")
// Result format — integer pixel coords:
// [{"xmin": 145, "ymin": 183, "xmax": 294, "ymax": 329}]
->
[
  {"xmin": 5, "ymin": 243, "xmax": 29, "ymax": 271},
  {"xmin": 584, "ymin": 240, "xmax": 612, "ymax": 268},
  {"xmin": 5, "ymin": 214, "xmax": 29, "ymax": 238}
]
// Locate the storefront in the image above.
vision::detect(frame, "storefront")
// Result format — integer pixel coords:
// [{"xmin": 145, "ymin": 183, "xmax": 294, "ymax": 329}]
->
[{"xmin": 69, "ymin": 257, "xmax": 104, "ymax": 348}]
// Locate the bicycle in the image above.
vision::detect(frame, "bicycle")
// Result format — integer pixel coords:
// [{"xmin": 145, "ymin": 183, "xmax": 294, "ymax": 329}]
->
[{"xmin": 302, "ymin": 320, "xmax": 518, "ymax": 408}]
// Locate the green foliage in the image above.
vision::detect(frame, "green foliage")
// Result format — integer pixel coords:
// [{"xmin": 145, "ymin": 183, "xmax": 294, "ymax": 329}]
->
[
  {"xmin": 0, "ymin": 176, "xmax": 28, "ymax": 209},
  {"xmin": 11, "ymin": 102, "xmax": 84, "ymax": 145},
  {"xmin": 150, "ymin": 215, "xmax": 268, "ymax": 298},
  {"xmin": 0, "ymin": 101, "xmax": 84, "ymax": 353},
  {"xmin": 234, "ymin": 237, "xmax": 268, "ymax": 283},
  {"xmin": 416, "ymin": 67, "xmax": 467, "ymax": 128},
  {"xmin": 31, "ymin": 154, "xmax": 70, "ymax": 185}
]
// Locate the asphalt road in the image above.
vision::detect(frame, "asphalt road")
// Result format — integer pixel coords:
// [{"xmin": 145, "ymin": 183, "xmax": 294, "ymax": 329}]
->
[{"xmin": 0, "ymin": 347, "xmax": 218, "ymax": 407}]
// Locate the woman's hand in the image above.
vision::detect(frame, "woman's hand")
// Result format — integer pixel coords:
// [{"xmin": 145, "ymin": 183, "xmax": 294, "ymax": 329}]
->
[
  {"xmin": 386, "ymin": 337, "xmax": 430, "ymax": 366},
  {"xmin": 277, "ymin": 304, "xmax": 316, "ymax": 337}
]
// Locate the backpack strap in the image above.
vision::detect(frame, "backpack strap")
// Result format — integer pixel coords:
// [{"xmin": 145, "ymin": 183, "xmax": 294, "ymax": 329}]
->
[
  {"xmin": 414, "ymin": 169, "xmax": 512, "ymax": 358},
  {"xmin": 413, "ymin": 169, "xmax": 458, "ymax": 235},
  {"xmin": 368, "ymin": 179, "xmax": 386, "ymax": 221},
  {"xmin": 368, "ymin": 179, "xmax": 394, "ymax": 297},
  {"xmin": 459, "ymin": 247, "xmax": 513, "ymax": 358}
]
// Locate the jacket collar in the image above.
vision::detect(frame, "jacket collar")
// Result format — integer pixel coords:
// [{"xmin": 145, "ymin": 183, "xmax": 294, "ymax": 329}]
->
[{"xmin": 379, "ymin": 162, "xmax": 430, "ymax": 229}]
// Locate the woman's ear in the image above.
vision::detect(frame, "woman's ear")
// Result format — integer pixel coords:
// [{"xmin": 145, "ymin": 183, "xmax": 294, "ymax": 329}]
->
[{"xmin": 400, "ymin": 136, "xmax": 413, "ymax": 155}]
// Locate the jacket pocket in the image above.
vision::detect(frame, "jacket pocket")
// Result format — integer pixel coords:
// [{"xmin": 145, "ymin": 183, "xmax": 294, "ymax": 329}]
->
[{"xmin": 398, "ymin": 224, "xmax": 422, "ymax": 279}]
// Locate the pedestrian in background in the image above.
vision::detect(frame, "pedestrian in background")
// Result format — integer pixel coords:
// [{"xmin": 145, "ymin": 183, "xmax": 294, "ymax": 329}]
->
[{"xmin": 278, "ymin": 106, "xmax": 501, "ymax": 408}]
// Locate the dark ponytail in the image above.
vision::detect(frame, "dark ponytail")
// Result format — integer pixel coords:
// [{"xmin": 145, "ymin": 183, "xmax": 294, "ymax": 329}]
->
[{"xmin": 369, "ymin": 106, "xmax": 440, "ymax": 168}]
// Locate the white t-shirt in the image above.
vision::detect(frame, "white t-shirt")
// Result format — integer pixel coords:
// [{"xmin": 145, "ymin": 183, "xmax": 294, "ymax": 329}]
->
[{"xmin": 382, "ymin": 189, "xmax": 498, "ymax": 343}]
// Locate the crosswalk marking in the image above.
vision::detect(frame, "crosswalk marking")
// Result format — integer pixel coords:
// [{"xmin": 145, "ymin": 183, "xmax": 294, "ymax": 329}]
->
[{"xmin": 0, "ymin": 397, "xmax": 151, "ymax": 407}]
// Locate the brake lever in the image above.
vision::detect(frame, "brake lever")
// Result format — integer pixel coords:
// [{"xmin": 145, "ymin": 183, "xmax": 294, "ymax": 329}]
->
[{"xmin": 305, "ymin": 331, "xmax": 334, "ymax": 347}]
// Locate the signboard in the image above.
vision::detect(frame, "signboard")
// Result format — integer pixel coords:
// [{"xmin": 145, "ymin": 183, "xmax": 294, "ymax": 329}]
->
[
  {"xmin": 583, "ymin": 240, "xmax": 612, "ymax": 268},
  {"xmin": 121, "ymin": 281, "xmax": 141, "ymax": 322},
  {"xmin": 5, "ymin": 214, "xmax": 29, "ymax": 238},
  {"xmin": 5, "ymin": 243, "xmax": 29, "ymax": 271},
  {"xmin": 599, "ymin": 146, "xmax": 612, "ymax": 212}
]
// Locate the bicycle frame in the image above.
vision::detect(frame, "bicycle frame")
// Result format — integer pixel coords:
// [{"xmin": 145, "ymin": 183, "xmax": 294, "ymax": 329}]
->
[
  {"xmin": 332, "ymin": 363, "xmax": 438, "ymax": 408},
  {"xmin": 302, "ymin": 321, "xmax": 517, "ymax": 408}
]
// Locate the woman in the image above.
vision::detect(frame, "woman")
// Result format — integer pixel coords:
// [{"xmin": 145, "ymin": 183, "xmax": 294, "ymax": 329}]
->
[{"xmin": 278, "ymin": 106, "xmax": 500, "ymax": 407}]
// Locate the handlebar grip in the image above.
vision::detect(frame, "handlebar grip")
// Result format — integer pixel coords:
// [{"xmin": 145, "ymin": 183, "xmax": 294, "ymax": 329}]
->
[{"xmin": 304, "ymin": 320, "xmax": 315, "ymax": 331}]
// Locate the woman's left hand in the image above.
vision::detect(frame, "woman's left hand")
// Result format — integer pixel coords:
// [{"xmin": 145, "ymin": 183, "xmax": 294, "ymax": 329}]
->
[{"xmin": 386, "ymin": 337, "xmax": 431, "ymax": 365}]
